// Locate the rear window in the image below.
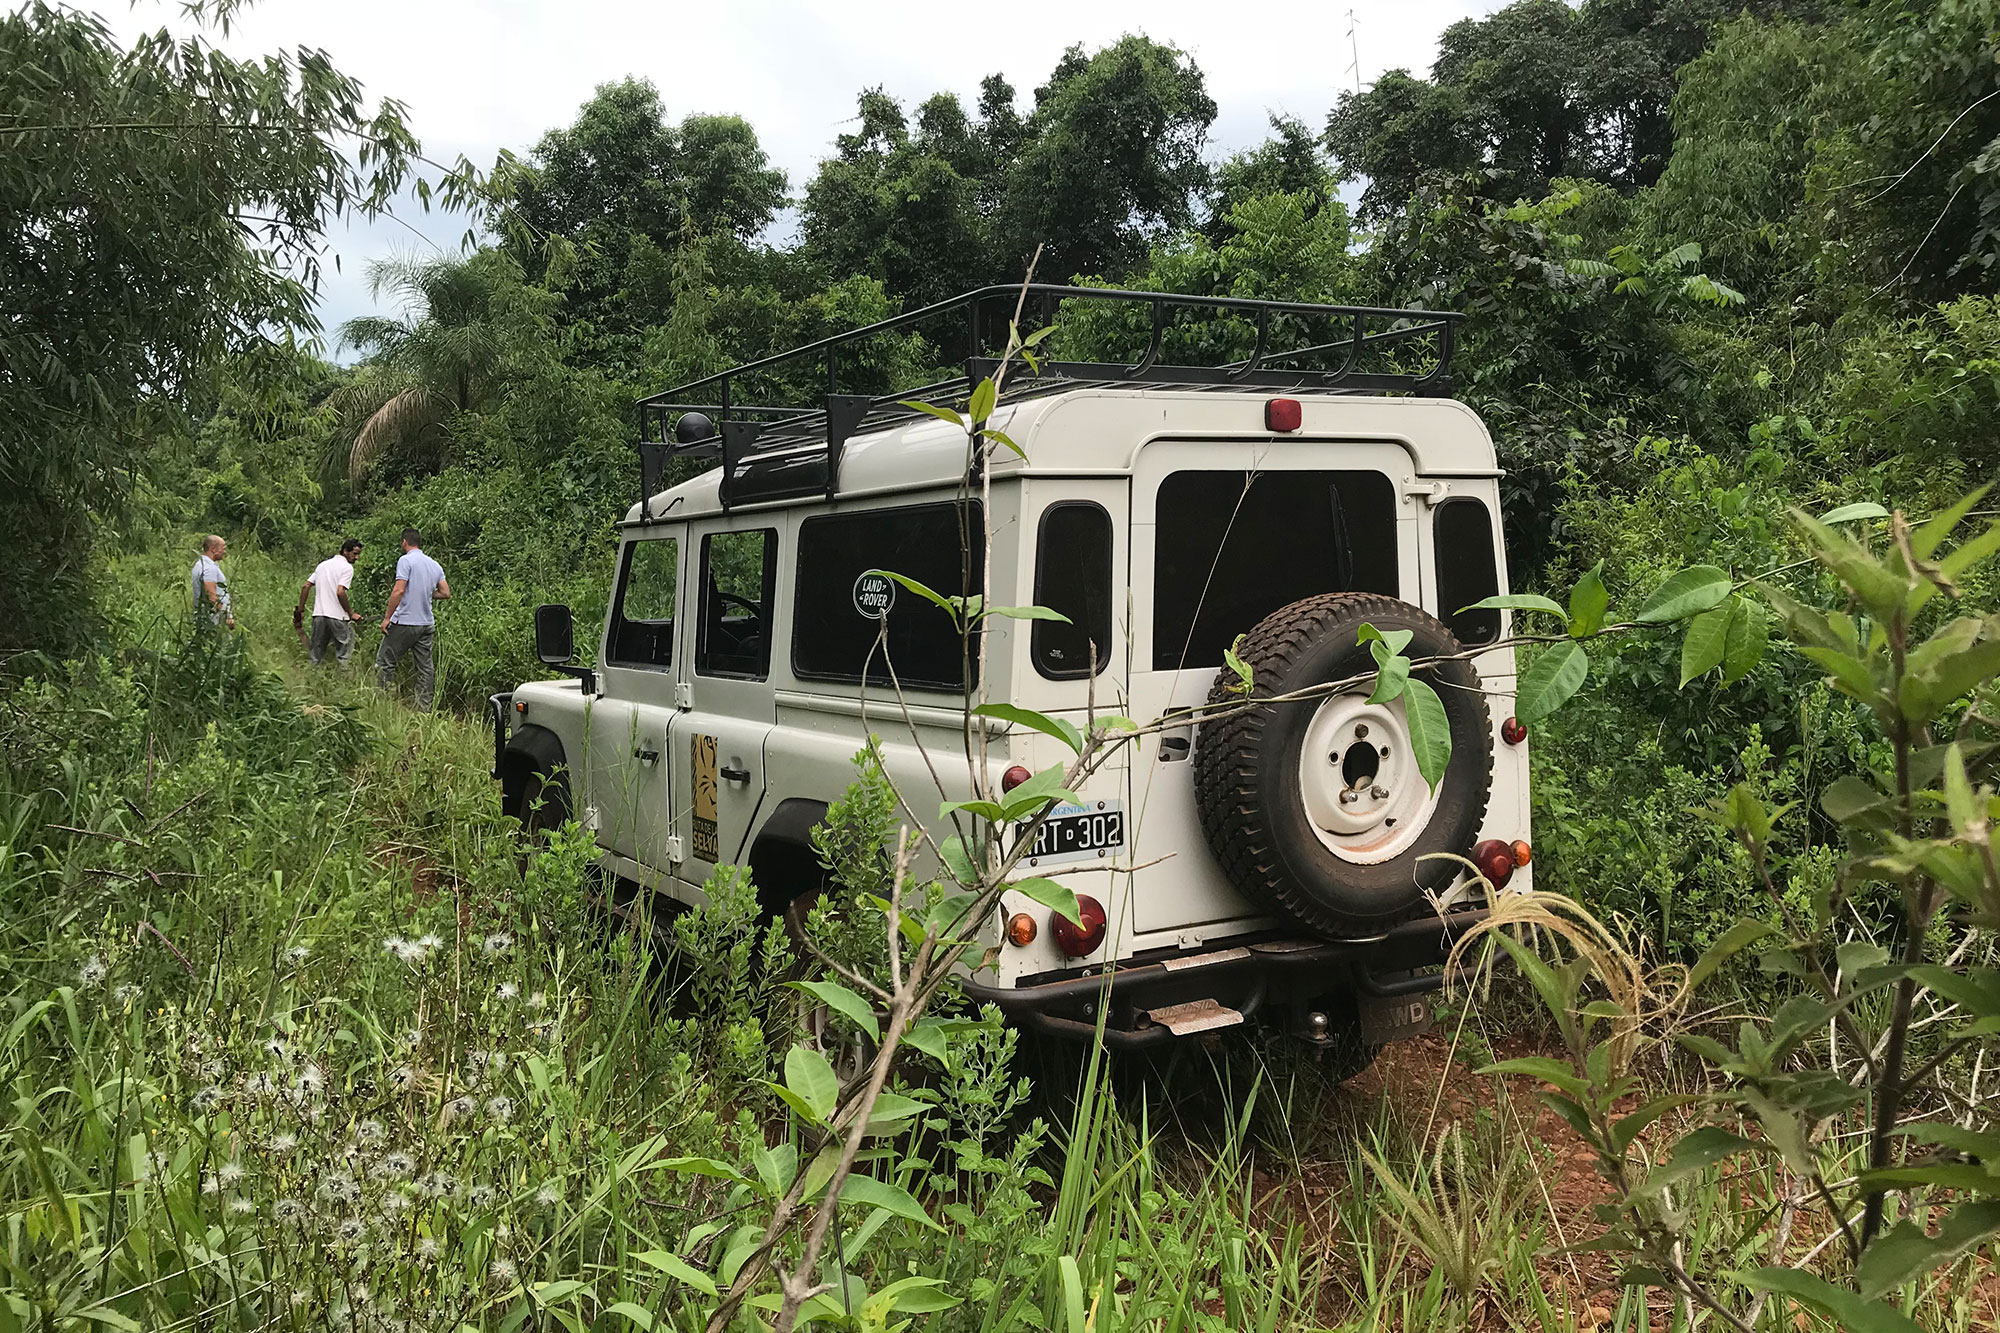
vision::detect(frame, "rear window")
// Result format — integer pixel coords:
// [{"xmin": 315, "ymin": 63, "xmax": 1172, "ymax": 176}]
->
[
  {"xmin": 1153, "ymin": 469, "xmax": 1397, "ymax": 671},
  {"xmin": 793, "ymin": 501, "xmax": 982, "ymax": 691},
  {"xmin": 607, "ymin": 536, "xmax": 678, "ymax": 669},
  {"xmin": 1433, "ymin": 498, "xmax": 1501, "ymax": 646},
  {"xmin": 1033, "ymin": 502, "xmax": 1113, "ymax": 679}
]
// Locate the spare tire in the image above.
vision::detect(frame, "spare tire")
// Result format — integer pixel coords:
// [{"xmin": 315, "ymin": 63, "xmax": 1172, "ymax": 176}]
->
[{"xmin": 1193, "ymin": 592, "xmax": 1492, "ymax": 939}]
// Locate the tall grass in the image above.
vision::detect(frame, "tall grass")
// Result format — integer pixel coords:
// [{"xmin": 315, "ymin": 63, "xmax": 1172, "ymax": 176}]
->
[{"xmin": 4, "ymin": 546, "xmax": 1990, "ymax": 1330}]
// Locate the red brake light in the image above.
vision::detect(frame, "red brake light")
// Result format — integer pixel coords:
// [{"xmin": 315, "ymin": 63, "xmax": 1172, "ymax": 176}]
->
[
  {"xmin": 1472, "ymin": 839, "xmax": 1515, "ymax": 888},
  {"xmin": 1050, "ymin": 894, "xmax": 1107, "ymax": 957},
  {"xmin": 1501, "ymin": 716, "xmax": 1527, "ymax": 745},
  {"xmin": 1265, "ymin": 398, "xmax": 1302, "ymax": 432},
  {"xmin": 1001, "ymin": 765, "xmax": 1032, "ymax": 793}
]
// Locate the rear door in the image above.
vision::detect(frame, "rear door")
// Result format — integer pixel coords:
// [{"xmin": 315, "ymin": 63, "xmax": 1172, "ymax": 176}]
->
[
  {"xmin": 670, "ymin": 520, "xmax": 780, "ymax": 891},
  {"xmin": 589, "ymin": 532, "xmax": 682, "ymax": 879},
  {"xmin": 1125, "ymin": 440, "xmax": 1420, "ymax": 936}
]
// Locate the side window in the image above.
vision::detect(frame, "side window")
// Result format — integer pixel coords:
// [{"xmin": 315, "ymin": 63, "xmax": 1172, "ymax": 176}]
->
[
  {"xmin": 1433, "ymin": 498, "xmax": 1501, "ymax": 646},
  {"xmin": 1152, "ymin": 469, "xmax": 1397, "ymax": 671},
  {"xmin": 697, "ymin": 529, "xmax": 777, "ymax": 679},
  {"xmin": 607, "ymin": 537, "xmax": 678, "ymax": 669},
  {"xmin": 793, "ymin": 501, "xmax": 982, "ymax": 691},
  {"xmin": 1033, "ymin": 502, "xmax": 1113, "ymax": 679}
]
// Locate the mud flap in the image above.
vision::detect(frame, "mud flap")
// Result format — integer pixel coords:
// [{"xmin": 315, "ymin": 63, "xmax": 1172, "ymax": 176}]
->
[{"xmin": 1358, "ymin": 991, "xmax": 1433, "ymax": 1045}]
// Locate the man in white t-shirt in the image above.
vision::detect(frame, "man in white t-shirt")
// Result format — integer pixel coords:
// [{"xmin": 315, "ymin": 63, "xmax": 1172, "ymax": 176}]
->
[
  {"xmin": 294, "ymin": 538, "xmax": 364, "ymax": 666},
  {"xmin": 190, "ymin": 535, "xmax": 233, "ymax": 628}
]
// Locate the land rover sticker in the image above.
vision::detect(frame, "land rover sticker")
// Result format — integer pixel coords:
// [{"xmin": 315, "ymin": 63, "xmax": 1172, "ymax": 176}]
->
[
  {"xmin": 691, "ymin": 733, "xmax": 719, "ymax": 861},
  {"xmin": 852, "ymin": 570, "xmax": 896, "ymax": 619}
]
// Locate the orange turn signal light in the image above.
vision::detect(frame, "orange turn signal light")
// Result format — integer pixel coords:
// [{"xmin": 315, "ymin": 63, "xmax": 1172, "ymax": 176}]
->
[
  {"xmin": 1006, "ymin": 913, "xmax": 1038, "ymax": 946},
  {"xmin": 1510, "ymin": 839, "xmax": 1533, "ymax": 867}
]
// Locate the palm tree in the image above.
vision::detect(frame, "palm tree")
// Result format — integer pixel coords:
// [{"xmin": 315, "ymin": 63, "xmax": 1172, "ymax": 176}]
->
[{"xmin": 328, "ymin": 254, "xmax": 506, "ymax": 488}]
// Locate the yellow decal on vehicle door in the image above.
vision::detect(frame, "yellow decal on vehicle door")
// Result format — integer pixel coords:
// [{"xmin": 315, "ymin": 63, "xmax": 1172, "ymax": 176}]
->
[{"xmin": 691, "ymin": 733, "xmax": 719, "ymax": 861}]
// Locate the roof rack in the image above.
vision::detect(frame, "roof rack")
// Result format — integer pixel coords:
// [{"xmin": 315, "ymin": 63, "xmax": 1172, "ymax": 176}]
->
[{"xmin": 633, "ymin": 284, "xmax": 1461, "ymax": 514}]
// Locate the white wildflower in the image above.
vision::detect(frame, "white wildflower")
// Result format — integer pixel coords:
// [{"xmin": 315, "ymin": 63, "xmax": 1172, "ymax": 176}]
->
[
  {"xmin": 416, "ymin": 933, "xmax": 442, "ymax": 953},
  {"xmin": 112, "ymin": 983, "xmax": 142, "ymax": 1005},
  {"xmin": 466, "ymin": 1183, "xmax": 499, "ymax": 1209},
  {"xmin": 199, "ymin": 1057, "xmax": 229, "ymax": 1082},
  {"xmin": 293, "ymin": 1065, "xmax": 325, "ymax": 1096},
  {"xmin": 526, "ymin": 990, "xmax": 547, "ymax": 1010},
  {"xmin": 262, "ymin": 1036, "xmax": 287, "ymax": 1061},
  {"xmin": 488, "ymin": 1258, "xmax": 516, "ymax": 1286},
  {"xmin": 495, "ymin": 981, "xmax": 518, "ymax": 1002},
  {"xmin": 534, "ymin": 1183, "xmax": 560, "ymax": 1208},
  {"xmin": 481, "ymin": 932, "xmax": 512, "ymax": 957},
  {"xmin": 485, "ymin": 1096, "xmax": 514, "ymax": 1124},
  {"xmin": 200, "ymin": 1171, "xmax": 222, "ymax": 1196},
  {"xmin": 227, "ymin": 1196, "xmax": 256, "ymax": 1216},
  {"xmin": 190, "ymin": 1085, "xmax": 224, "ymax": 1114},
  {"xmin": 267, "ymin": 1132, "xmax": 297, "ymax": 1155},
  {"xmin": 334, "ymin": 1217, "xmax": 367, "ymax": 1244},
  {"xmin": 77, "ymin": 956, "xmax": 108, "ymax": 988},
  {"xmin": 385, "ymin": 1065, "xmax": 416, "ymax": 1093},
  {"xmin": 415, "ymin": 1236, "xmax": 440, "ymax": 1260},
  {"xmin": 355, "ymin": 1119, "xmax": 386, "ymax": 1146},
  {"xmin": 243, "ymin": 1071, "xmax": 278, "ymax": 1099},
  {"xmin": 217, "ymin": 1161, "xmax": 245, "ymax": 1187},
  {"xmin": 399, "ymin": 1028, "xmax": 422, "ymax": 1051},
  {"xmin": 288, "ymin": 1288, "xmax": 311, "ymax": 1308},
  {"xmin": 283, "ymin": 944, "xmax": 310, "ymax": 965},
  {"xmin": 381, "ymin": 935, "xmax": 407, "ymax": 956},
  {"xmin": 377, "ymin": 1151, "xmax": 415, "ymax": 1179},
  {"xmin": 445, "ymin": 1095, "xmax": 477, "ymax": 1122}
]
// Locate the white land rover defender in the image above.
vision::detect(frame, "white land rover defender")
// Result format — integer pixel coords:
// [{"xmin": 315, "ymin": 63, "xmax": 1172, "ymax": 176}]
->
[{"xmin": 492, "ymin": 286, "xmax": 1532, "ymax": 1059}]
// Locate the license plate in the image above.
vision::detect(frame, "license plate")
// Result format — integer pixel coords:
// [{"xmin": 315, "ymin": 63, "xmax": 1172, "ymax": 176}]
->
[{"xmin": 1016, "ymin": 800, "xmax": 1125, "ymax": 868}]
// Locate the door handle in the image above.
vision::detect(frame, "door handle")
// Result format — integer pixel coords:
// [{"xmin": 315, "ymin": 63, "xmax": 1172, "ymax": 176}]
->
[
  {"xmin": 719, "ymin": 764, "xmax": 752, "ymax": 784},
  {"xmin": 633, "ymin": 746, "xmax": 660, "ymax": 766}
]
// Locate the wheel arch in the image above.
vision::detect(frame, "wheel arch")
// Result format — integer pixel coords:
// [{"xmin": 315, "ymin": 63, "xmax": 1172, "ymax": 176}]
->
[
  {"xmin": 500, "ymin": 723, "xmax": 571, "ymax": 822},
  {"xmin": 748, "ymin": 797, "xmax": 831, "ymax": 919}
]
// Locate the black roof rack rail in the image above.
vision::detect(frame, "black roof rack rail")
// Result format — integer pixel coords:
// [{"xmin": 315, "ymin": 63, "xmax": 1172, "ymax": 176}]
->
[{"xmin": 632, "ymin": 284, "xmax": 1461, "ymax": 514}]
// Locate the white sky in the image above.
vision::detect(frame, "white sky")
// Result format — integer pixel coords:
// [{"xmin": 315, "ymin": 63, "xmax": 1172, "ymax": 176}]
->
[{"xmin": 90, "ymin": 0, "xmax": 1506, "ymax": 340}]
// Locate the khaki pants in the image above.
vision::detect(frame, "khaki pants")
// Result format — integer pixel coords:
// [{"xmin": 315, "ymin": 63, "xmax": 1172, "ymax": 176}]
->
[
  {"xmin": 309, "ymin": 615, "xmax": 356, "ymax": 666},
  {"xmin": 375, "ymin": 623, "xmax": 436, "ymax": 710}
]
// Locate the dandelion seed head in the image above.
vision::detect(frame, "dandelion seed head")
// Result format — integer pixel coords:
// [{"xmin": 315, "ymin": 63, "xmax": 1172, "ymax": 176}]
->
[
  {"xmin": 399, "ymin": 1028, "xmax": 422, "ymax": 1051},
  {"xmin": 273, "ymin": 1198, "xmax": 305, "ymax": 1223},
  {"xmin": 284, "ymin": 944, "xmax": 310, "ymax": 965},
  {"xmin": 217, "ymin": 1161, "xmax": 245, "ymax": 1186},
  {"xmin": 112, "ymin": 983, "xmax": 142, "ymax": 1005},
  {"xmin": 356, "ymin": 1118, "xmax": 385, "ymax": 1145},
  {"xmin": 526, "ymin": 991, "xmax": 547, "ymax": 1011},
  {"xmin": 228, "ymin": 1196, "xmax": 256, "ymax": 1215},
  {"xmin": 416, "ymin": 933, "xmax": 442, "ymax": 952},
  {"xmin": 496, "ymin": 981, "xmax": 518, "ymax": 1002},
  {"xmin": 446, "ymin": 1095, "xmax": 477, "ymax": 1121},
  {"xmin": 288, "ymin": 1287, "xmax": 311, "ymax": 1308},
  {"xmin": 335, "ymin": 1217, "xmax": 367, "ymax": 1243},
  {"xmin": 420, "ymin": 1171, "xmax": 457, "ymax": 1199},
  {"xmin": 386, "ymin": 1065, "xmax": 416, "ymax": 1093},
  {"xmin": 267, "ymin": 1132, "xmax": 297, "ymax": 1154},
  {"xmin": 377, "ymin": 1151, "xmax": 414, "ymax": 1179},
  {"xmin": 191, "ymin": 1085, "xmax": 224, "ymax": 1113},
  {"xmin": 381, "ymin": 935, "xmax": 407, "ymax": 955},
  {"xmin": 485, "ymin": 1096, "xmax": 514, "ymax": 1124},
  {"xmin": 77, "ymin": 956, "xmax": 108, "ymax": 988},
  {"xmin": 200, "ymin": 1171, "xmax": 222, "ymax": 1195},
  {"xmin": 481, "ymin": 932, "xmax": 513, "ymax": 956},
  {"xmin": 488, "ymin": 1258, "xmax": 516, "ymax": 1285},
  {"xmin": 243, "ymin": 1071, "xmax": 278, "ymax": 1099},
  {"xmin": 294, "ymin": 1065, "xmax": 325, "ymax": 1095},
  {"xmin": 534, "ymin": 1183, "xmax": 560, "ymax": 1207},
  {"xmin": 199, "ymin": 1057, "xmax": 229, "ymax": 1082},
  {"xmin": 262, "ymin": 1036, "xmax": 287, "ymax": 1060},
  {"xmin": 415, "ymin": 1236, "xmax": 440, "ymax": 1259},
  {"xmin": 466, "ymin": 1183, "xmax": 498, "ymax": 1209}
]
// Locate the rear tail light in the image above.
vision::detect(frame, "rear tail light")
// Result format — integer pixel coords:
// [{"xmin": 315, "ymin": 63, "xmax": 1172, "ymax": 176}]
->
[
  {"xmin": 1471, "ymin": 839, "xmax": 1515, "ymax": 889},
  {"xmin": 1006, "ymin": 913, "xmax": 1038, "ymax": 946},
  {"xmin": 1510, "ymin": 839, "xmax": 1532, "ymax": 867},
  {"xmin": 1001, "ymin": 765, "xmax": 1032, "ymax": 793},
  {"xmin": 1050, "ymin": 894, "xmax": 1107, "ymax": 957},
  {"xmin": 1501, "ymin": 716, "xmax": 1527, "ymax": 745},
  {"xmin": 1265, "ymin": 398, "xmax": 1302, "ymax": 432}
]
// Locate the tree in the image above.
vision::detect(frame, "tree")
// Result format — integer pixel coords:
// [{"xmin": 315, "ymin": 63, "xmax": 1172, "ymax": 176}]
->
[
  {"xmin": 1209, "ymin": 115, "xmax": 1336, "ymax": 236},
  {"xmin": 996, "ymin": 36, "xmax": 1217, "ymax": 281},
  {"xmin": 331, "ymin": 253, "xmax": 545, "ymax": 489},
  {"xmin": 515, "ymin": 79, "xmax": 786, "ymax": 345},
  {"xmin": 0, "ymin": 1, "xmax": 458, "ymax": 653}
]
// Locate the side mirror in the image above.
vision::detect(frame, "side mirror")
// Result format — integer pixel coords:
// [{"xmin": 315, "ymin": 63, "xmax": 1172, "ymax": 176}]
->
[{"xmin": 534, "ymin": 603, "xmax": 575, "ymax": 665}]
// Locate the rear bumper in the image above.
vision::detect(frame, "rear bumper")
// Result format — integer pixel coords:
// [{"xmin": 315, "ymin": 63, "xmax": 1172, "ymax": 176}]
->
[{"xmin": 960, "ymin": 909, "xmax": 1486, "ymax": 1050}]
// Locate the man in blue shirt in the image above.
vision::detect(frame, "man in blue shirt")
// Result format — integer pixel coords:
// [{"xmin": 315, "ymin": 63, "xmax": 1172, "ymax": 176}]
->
[{"xmin": 375, "ymin": 528, "xmax": 451, "ymax": 710}]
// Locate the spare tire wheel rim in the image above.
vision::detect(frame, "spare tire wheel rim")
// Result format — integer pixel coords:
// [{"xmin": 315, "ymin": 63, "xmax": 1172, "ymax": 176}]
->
[{"xmin": 1298, "ymin": 693, "xmax": 1440, "ymax": 865}]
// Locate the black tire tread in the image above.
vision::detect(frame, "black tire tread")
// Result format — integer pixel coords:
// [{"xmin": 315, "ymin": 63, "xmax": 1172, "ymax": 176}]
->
[{"xmin": 1193, "ymin": 592, "xmax": 1491, "ymax": 939}]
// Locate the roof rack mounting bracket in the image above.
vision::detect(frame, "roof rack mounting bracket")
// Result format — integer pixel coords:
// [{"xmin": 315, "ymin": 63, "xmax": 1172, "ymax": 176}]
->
[
  {"xmin": 719, "ymin": 421, "xmax": 762, "ymax": 511},
  {"xmin": 824, "ymin": 394, "xmax": 873, "ymax": 501}
]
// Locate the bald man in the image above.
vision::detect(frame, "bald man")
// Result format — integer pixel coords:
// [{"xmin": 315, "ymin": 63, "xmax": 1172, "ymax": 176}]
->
[{"xmin": 190, "ymin": 535, "xmax": 234, "ymax": 629}]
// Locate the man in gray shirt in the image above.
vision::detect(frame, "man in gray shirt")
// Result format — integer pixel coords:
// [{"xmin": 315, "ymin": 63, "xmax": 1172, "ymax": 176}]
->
[
  {"xmin": 376, "ymin": 527, "xmax": 450, "ymax": 709},
  {"xmin": 190, "ymin": 535, "xmax": 234, "ymax": 629}
]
